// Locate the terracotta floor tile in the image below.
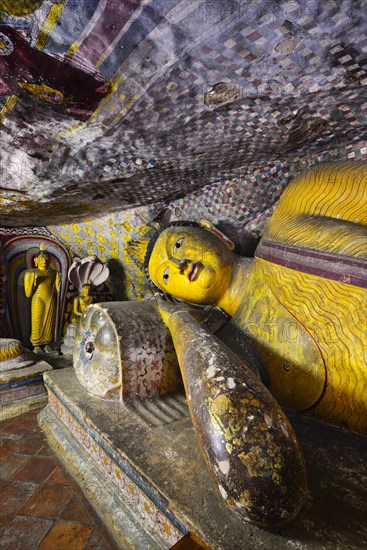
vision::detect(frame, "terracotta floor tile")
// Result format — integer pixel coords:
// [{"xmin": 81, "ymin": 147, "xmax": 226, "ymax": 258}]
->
[
  {"xmin": 13, "ymin": 456, "xmax": 57, "ymax": 483},
  {"xmin": 36, "ymin": 444, "xmax": 55, "ymax": 457},
  {"xmin": 0, "ymin": 479, "xmax": 37, "ymax": 514},
  {"xmin": 84, "ymin": 528, "xmax": 119, "ymax": 549},
  {"xmin": 46, "ymin": 466, "xmax": 74, "ymax": 484},
  {"xmin": 1, "ymin": 515, "xmax": 53, "ymax": 549},
  {"xmin": 0, "ymin": 453, "xmax": 28, "ymax": 479},
  {"xmin": 0, "ymin": 415, "xmax": 38, "ymax": 437},
  {"xmin": 16, "ymin": 431, "xmax": 47, "ymax": 455},
  {"xmin": 0, "ymin": 413, "xmax": 118, "ymax": 548},
  {"xmin": 0, "ymin": 426, "xmax": 24, "ymax": 442},
  {"xmin": 19, "ymin": 483, "xmax": 73, "ymax": 518},
  {"xmin": 0, "ymin": 438, "xmax": 19, "ymax": 459},
  {"xmin": 0, "ymin": 513, "xmax": 13, "ymax": 533},
  {"xmin": 38, "ymin": 522, "xmax": 92, "ymax": 550},
  {"xmin": 59, "ymin": 492, "xmax": 95, "ymax": 524}
]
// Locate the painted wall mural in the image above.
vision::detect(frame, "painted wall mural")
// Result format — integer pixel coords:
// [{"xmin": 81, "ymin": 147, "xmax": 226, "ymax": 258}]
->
[
  {"xmin": 47, "ymin": 139, "xmax": 366, "ymax": 300},
  {"xmin": 0, "ymin": 1, "xmax": 366, "ymax": 226}
]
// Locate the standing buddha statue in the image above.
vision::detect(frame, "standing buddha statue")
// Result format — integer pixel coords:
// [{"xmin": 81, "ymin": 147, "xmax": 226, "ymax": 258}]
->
[{"xmin": 24, "ymin": 244, "xmax": 61, "ymax": 354}]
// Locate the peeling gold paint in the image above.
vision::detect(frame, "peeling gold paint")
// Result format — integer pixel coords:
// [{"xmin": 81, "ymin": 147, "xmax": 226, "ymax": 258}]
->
[
  {"xmin": 0, "ymin": 0, "xmax": 44, "ymax": 16},
  {"xmin": 239, "ymin": 489, "xmax": 252, "ymax": 507},
  {"xmin": 0, "ymin": 95, "xmax": 18, "ymax": 124}
]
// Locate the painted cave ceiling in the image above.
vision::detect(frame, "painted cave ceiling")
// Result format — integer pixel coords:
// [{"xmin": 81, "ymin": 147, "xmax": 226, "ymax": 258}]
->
[{"xmin": 0, "ymin": 0, "xmax": 366, "ymax": 227}]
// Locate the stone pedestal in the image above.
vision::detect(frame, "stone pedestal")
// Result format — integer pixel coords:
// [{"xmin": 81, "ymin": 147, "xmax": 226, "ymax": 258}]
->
[
  {"xmin": 0, "ymin": 351, "xmax": 52, "ymax": 421},
  {"xmin": 39, "ymin": 368, "xmax": 367, "ymax": 550}
]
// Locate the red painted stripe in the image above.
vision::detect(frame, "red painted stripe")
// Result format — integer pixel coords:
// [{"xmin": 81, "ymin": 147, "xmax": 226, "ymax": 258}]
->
[
  {"xmin": 255, "ymin": 240, "xmax": 367, "ymax": 288},
  {"xmin": 78, "ymin": 0, "xmax": 142, "ymax": 66}
]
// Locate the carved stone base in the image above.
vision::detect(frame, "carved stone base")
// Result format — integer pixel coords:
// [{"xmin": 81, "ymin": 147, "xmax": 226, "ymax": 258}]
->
[
  {"xmin": 0, "ymin": 352, "xmax": 52, "ymax": 421},
  {"xmin": 39, "ymin": 368, "xmax": 367, "ymax": 550}
]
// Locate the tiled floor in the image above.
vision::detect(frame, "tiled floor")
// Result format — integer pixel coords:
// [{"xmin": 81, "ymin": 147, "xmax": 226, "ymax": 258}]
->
[{"xmin": 0, "ymin": 408, "xmax": 119, "ymax": 549}]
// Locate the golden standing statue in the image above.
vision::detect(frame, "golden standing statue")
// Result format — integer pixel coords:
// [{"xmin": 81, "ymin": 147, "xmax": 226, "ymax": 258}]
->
[{"xmin": 24, "ymin": 245, "xmax": 61, "ymax": 354}]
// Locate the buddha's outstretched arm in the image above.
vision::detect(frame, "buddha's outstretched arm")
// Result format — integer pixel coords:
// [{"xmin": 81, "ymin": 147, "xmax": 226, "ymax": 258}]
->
[
  {"xmin": 157, "ymin": 298, "xmax": 307, "ymax": 528},
  {"xmin": 24, "ymin": 271, "xmax": 36, "ymax": 298}
]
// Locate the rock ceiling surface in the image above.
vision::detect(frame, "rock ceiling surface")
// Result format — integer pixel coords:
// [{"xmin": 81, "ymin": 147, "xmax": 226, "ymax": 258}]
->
[{"xmin": 0, "ymin": 0, "xmax": 366, "ymax": 226}]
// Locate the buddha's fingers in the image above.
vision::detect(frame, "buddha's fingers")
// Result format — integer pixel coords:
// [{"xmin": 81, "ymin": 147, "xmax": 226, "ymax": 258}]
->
[{"xmin": 158, "ymin": 301, "xmax": 307, "ymax": 528}]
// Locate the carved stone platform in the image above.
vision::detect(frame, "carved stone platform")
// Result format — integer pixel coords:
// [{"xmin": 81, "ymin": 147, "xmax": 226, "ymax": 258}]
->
[
  {"xmin": 39, "ymin": 368, "xmax": 367, "ymax": 550},
  {"xmin": 0, "ymin": 351, "xmax": 52, "ymax": 421}
]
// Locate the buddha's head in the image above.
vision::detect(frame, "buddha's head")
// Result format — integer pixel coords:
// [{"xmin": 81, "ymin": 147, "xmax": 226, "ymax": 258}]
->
[
  {"xmin": 80, "ymin": 284, "xmax": 92, "ymax": 297},
  {"xmin": 144, "ymin": 222, "xmax": 235, "ymax": 305},
  {"xmin": 34, "ymin": 251, "xmax": 50, "ymax": 270}
]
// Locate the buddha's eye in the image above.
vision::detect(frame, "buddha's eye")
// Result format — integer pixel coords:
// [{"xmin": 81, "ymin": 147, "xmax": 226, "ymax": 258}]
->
[
  {"xmin": 163, "ymin": 266, "xmax": 170, "ymax": 285},
  {"xmin": 173, "ymin": 238, "xmax": 184, "ymax": 254}
]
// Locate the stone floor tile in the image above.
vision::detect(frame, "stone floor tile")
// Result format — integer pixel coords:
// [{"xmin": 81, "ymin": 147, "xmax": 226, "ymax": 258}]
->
[
  {"xmin": 0, "ymin": 453, "xmax": 28, "ymax": 479},
  {"xmin": 0, "ymin": 479, "xmax": 37, "ymax": 514},
  {"xmin": 0, "ymin": 515, "xmax": 53, "ymax": 550},
  {"xmin": 59, "ymin": 492, "xmax": 95, "ymax": 525},
  {"xmin": 46, "ymin": 465, "xmax": 74, "ymax": 484},
  {"xmin": 38, "ymin": 522, "xmax": 92, "ymax": 549},
  {"xmin": 0, "ymin": 513, "xmax": 13, "ymax": 534},
  {"xmin": 13, "ymin": 456, "xmax": 57, "ymax": 483},
  {"xmin": 19, "ymin": 483, "xmax": 74, "ymax": 518}
]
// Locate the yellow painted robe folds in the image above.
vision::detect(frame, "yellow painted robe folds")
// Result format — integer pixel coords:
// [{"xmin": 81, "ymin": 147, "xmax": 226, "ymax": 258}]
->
[
  {"xmin": 233, "ymin": 161, "xmax": 367, "ymax": 433},
  {"xmin": 24, "ymin": 268, "xmax": 58, "ymax": 346}
]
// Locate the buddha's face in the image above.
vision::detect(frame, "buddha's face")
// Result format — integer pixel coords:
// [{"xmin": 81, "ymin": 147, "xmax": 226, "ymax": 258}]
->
[
  {"xmin": 81, "ymin": 286, "xmax": 91, "ymax": 297},
  {"xmin": 148, "ymin": 226, "xmax": 234, "ymax": 304},
  {"xmin": 35, "ymin": 253, "xmax": 50, "ymax": 270}
]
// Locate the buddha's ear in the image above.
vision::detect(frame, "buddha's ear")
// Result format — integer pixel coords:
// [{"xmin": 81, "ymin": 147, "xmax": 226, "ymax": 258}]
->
[{"xmin": 199, "ymin": 219, "xmax": 235, "ymax": 251}]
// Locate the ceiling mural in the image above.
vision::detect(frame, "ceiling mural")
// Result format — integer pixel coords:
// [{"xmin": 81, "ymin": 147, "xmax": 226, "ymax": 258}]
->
[{"xmin": 0, "ymin": 0, "xmax": 366, "ymax": 226}]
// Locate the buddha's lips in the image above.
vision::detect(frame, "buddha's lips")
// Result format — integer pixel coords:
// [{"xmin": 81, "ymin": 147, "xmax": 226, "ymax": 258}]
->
[{"xmin": 188, "ymin": 262, "xmax": 201, "ymax": 282}]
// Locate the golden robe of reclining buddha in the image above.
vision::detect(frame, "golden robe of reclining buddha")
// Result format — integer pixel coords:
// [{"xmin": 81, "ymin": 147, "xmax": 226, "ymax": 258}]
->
[{"xmin": 144, "ymin": 161, "xmax": 367, "ymax": 435}]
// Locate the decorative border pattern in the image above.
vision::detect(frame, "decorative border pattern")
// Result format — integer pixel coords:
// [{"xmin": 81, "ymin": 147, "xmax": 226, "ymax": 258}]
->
[
  {"xmin": 0, "ymin": 380, "xmax": 45, "ymax": 405},
  {"xmin": 46, "ymin": 383, "xmax": 186, "ymax": 546}
]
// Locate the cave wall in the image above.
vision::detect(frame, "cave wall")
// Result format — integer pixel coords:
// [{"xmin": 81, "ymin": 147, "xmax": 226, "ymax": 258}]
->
[
  {"xmin": 46, "ymin": 138, "xmax": 366, "ymax": 302},
  {"xmin": 1, "ymin": 1, "xmax": 366, "ymax": 225}
]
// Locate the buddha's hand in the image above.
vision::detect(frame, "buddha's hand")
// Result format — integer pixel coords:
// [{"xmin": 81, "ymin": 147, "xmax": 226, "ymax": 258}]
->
[
  {"xmin": 154, "ymin": 294, "xmax": 187, "ymax": 318},
  {"xmin": 154, "ymin": 294, "xmax": 219, "ymax": 325}
]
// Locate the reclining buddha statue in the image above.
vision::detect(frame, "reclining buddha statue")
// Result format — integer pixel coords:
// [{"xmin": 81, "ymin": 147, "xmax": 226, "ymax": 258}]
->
[
  {"xmin": 141, "ymin": 160, "xmax": 366, "ymax": 436},
  {"xmin": 74, "ymin": 160, "xmax": 363, "ymax": 529}
]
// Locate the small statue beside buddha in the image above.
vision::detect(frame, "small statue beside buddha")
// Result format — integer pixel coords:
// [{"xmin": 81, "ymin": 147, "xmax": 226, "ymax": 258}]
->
[
  {"xmin": 71, "ymin": 284, "xmax": 93, "ymax": 324},
  {"xmin": 68, "ymin": 255, "xmax": 109, "ymax": 325},
  {"xmin": 24, "ymin": 244, "xmax": 61, "ymax": 354}
]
